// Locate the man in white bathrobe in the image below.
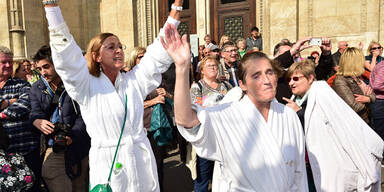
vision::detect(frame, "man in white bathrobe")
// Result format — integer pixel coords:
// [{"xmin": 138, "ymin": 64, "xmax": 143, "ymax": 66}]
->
[{"xmin": 161, "ymin": 33, "xmax": 309, "ymax": 192}]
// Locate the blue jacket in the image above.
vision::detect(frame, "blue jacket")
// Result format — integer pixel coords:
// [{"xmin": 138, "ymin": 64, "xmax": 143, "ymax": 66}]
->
[{"xmin": 29, "ymin": 79, "xmax": 90, "ymax": 168}]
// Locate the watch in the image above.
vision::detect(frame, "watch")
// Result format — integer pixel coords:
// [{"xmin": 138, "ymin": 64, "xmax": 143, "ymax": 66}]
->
[
  {"xmin": 171, "ymin": 4, "xmax": 183, "ymax": 11},
  {"xmin": 42, "ymin": 0, "xmax": 59, "ymax": 5}
]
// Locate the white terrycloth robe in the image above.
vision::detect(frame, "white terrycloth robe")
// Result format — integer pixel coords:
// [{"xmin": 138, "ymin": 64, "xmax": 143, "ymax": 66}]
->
[
  {"xmin": 178, "ymin": 96, "xmax": 309, "ymax": 192},
  {"xmin": 48, "ymin": 20, "xmax": 178, "ymax": 191},
  {"xmin": 303, "ymin": 81, "xmax": 384, "ymax": 192}
]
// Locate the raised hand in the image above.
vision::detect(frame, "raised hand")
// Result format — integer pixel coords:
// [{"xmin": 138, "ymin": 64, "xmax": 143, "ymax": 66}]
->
[
  {"xmin": 320, "ymin": 37, "xmax": 331, "ymax": 55},
  {"xmin": 160, "ymin": 24, "xmax": 191, "ymax": 71},
  {"xmin": 290, "ymin": 37, "xmax": 312, "ymax": 56}
]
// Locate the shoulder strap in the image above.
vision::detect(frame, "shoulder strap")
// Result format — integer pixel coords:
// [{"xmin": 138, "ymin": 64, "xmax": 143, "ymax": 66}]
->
[{"xmin": 107, "ymin": 94, "xmax": 128, "ymax": 183}]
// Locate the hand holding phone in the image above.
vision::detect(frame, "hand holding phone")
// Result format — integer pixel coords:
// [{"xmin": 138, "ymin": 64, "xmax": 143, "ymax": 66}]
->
[{"xmin": 309, "ymin": 38, "xmax": 322, "ymax": 46}]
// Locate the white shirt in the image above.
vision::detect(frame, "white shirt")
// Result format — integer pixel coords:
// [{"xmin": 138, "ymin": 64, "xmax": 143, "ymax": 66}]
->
[{"xmin": 178, "ymin": 96, "xmax": 308, "ymax": 192}]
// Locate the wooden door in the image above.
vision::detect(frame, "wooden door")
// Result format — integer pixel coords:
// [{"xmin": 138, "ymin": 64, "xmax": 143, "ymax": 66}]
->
[
  {"xmin": 159, "ymin": 0, "xmax": 196, "ymax": 36},
  {"xmin": 211, "ymin": 0, "xmax": 256, "ymax": 43}
]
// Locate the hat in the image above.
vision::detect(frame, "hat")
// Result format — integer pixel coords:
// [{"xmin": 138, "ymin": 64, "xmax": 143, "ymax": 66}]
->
[{"xmin": 210, "ymin": 45, "xmax": 220, "ymax": 52}]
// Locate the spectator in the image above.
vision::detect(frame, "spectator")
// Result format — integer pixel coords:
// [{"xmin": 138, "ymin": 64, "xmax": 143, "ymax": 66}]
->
[
  {"xmin": 43, "ymin": 1, "xmax": 183, "ymax": 191},
  {"xmin": 364, "ymin": 40, "xmax": 383, "ymax": 73},
  {"xmin": 370, "ymin": 60, "xmax": 384, "ymax": 140},
  {"xmin": 209, "ymin": 45, "xmax": 220, "ymax": 61},
  {"xmin": 332, "ymin": 41, "xmax": 348, "ymax": 70},
  {"xmin": 217, "ymin": 42, "xmax": 240, "ymax": 87},
  {"xmin": 30, "ymin": 45, "xmax": 90, "ymax": 192},
  {"xmin": 127, "ymin": 47, "xmax": 175, "ymax": 192},
  {"xmin": 284, "ymin": 60, "xmax": 382, "ymax": 191},
  {"xmin": 203, "ymin": 34, "xmax": 214, "ymax": 49},
  {"xmin": 273, "ymin": 37, "xmax": 333, "ymax": 103},
  {"xmin": 12, "ymin": 60, "xmax": 28, "ymax": 80},
  {"xmin": 236, "ymin": 38, "xmax": 247, "ymax": 58},
  {"xmin": 125, "ymin": 46, "xmax": 145, "ymax": 71},
  {"xmin": 219, "ymin": 35, "xmax": 231, "ymax": 48},
  {"xmin": 202, "ymin": 47, "xmax": 211, "ymax": 58},
  {"xmin": 189, "ymin": 56, "xmax": 232, "ymax": 192},
  {"xmin": 332, "ymin": 47, "xmax": 375, "ymax": 124},
  {"xmin": 273, "ymin": 41, "xmax": 292, "ymax": 58},
  {"xmin": 308, "ymin": 51, "xmax": 320, "ymax": 65},
  {"xmin": 246, "ymin": 26, "xmax": 263, "ymax": 51},
  {"xmin": 0, "ymin": 45, "xmax": 40, "ymax": 191}
]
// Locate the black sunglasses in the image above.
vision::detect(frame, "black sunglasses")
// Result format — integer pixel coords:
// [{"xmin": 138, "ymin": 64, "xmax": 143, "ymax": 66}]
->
[
  {"xmin": 137, "ymin": 55, "xmax": 144, "ymax": 59},
  {"xmin": 371, "ymin": 46, "xmax": 383, "ymax": 51}
]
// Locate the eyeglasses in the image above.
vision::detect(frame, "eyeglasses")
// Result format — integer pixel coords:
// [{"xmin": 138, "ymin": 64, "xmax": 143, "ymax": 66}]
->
[
  {"xmin": 371, "ymin": 46, "xmax": 383, "ymax": 51},
  {"xmin": 223, "ymin": 49, "xmax": 238, "ymax": 53},
  {"xmin": 286, "ymin": 75, "xmax": 305, "ymax": 82},
  {"xmin": 137, "ymin": 55, "xmax": 144, "ymax": 60}
]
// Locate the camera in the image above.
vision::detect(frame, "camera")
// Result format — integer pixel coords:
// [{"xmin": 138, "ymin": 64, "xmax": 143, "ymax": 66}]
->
[{"xmin": 51, "ymin": 122, "xmax": 71, "ymax": 153}]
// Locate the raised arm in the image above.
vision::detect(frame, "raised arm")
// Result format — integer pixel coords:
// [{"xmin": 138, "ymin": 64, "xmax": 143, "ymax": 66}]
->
[
  {"xmin": 160, "ymin": 24, "xmax": 200, "ymax": 128},
  {"xmin": 43, "ymin": 2, "xmax": 90, "ymax": 104},
  {"xmin": 130, "ymin": 0, "xmax": 184, "ymax": 98}
]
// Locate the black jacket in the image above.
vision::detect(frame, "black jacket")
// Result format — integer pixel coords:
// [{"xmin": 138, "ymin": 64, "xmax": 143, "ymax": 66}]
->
[{"xmin": 29, "ymin": 79, "xmax": 90, "ymax": 169}]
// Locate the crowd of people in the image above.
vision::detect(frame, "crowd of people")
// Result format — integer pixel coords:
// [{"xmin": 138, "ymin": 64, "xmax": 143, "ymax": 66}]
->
[{"xmin": 0, "ymin": 0, "xmax": 384, "ymax": 192}]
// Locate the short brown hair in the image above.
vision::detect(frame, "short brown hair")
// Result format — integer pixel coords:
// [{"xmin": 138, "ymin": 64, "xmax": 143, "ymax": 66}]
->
[
  {"xmin": 286, "ymin": 59, "xmax": 316, "ymax": 80},
  {"xmin": 85, "ymin": 33, "xmax": 116, "ymax": 77},
  {"xmin": 238, "ymin": 51, "xmax": 274, "ymax": 84}
]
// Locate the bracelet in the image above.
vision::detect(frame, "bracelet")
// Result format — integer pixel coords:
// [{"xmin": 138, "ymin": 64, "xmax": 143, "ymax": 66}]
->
[
  {"xmin": 42, "ymin": 0, "xmax": 59, "ymax": 5},
  {"xmin": 7, "ymin": 100, "xmax": 10, "ymax": 107},
  {"xmin": 171, "ymin": 4, "xmax": 183, "ymax": 11}
]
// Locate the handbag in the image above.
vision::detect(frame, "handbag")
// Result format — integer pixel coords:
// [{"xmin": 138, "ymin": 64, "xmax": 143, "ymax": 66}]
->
[{"xmin": 90, "ymin": 95, "xmax": 128, "ymax": 192}]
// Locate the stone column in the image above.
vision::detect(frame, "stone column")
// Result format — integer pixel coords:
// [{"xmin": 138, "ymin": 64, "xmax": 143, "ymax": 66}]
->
[
  {"xmin": 9, "ymin": 0, "xmax": 25, "ymax": 60},
  {"xmin": 196, "ymin": 0, "xmax": 210, "ymax": 45}
]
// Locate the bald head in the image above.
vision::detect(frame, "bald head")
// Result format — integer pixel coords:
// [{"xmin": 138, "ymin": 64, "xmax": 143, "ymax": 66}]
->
[{"xmin": 338, "ymin": 41, "xmax": 348, "ymax": 53}]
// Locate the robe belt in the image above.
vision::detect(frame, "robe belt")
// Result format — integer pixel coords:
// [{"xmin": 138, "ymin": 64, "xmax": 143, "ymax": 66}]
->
[{"xmin": 91, "ymin": 133, "xmax": 147, "ymax": 149}]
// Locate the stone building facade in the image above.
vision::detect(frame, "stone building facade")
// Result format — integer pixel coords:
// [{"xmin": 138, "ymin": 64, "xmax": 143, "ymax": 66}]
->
[{"xmin": 1, "ymin": 0, "xmax": 383, "ymax": 60}]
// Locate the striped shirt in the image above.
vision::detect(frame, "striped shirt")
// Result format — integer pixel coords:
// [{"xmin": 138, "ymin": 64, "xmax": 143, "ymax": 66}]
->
[{"xmin": 1, "ymin": 78, "xmax": 39, "ymax": 155}]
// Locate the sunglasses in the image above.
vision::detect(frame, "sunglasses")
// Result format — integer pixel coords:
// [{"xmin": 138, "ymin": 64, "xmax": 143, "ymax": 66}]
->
[
  {"xmin": 371, "ymin": 46, "xmax": 383, "ymax": 51},
  {"xmin": 286, "ymin": 75, "xmax": 304, "ymax": 82},
  {"xmin": 137, "ymin": 55, "xmax": 144, "ymax": 59}
]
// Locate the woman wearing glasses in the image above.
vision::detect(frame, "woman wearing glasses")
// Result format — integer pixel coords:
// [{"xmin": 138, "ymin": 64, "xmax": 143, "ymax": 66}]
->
[
  {"xmin": 365, "ymin": 41, "xmax": 383, "ymax": 72},
  {"xmin": 284, "ymin": 59, "xmax": 383, "ymax": 191},
  {"xmin": 43, "ymin": 0, "xmax": 183, "ymax": 191},
  {"xmin": 124, "ymin": 47, "xmax": 146, "ymax": 72}
]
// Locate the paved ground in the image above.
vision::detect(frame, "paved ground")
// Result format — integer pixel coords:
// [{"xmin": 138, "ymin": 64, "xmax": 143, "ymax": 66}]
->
[{"xmin": 163, "ymin": 147, "xmax": 194, "ymax": 192}]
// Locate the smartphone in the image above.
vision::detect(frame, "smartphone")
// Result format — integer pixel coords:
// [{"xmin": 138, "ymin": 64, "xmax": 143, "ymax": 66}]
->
[{"xmin": 309, "ymin": 38, "xmax": 322, "ymax": 46}]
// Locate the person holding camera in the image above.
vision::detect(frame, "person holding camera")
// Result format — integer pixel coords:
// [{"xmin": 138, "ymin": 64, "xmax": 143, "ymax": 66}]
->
[{"xmin": 30, "ymin": 45, "xmax": 90, "ymax": 192}]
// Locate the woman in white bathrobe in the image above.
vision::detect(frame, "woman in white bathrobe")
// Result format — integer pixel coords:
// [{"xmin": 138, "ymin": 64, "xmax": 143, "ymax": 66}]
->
[
  {"xmin": 163, "ymin": 32, "xmax": 309, "ymax": 191},
  {"xmin": 43, "ymin": 1, "xmax": 183, "ymax": 191},
  {"xmin": 284, "ymin": 60, "xmax": 384, "ymax": 191}
]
